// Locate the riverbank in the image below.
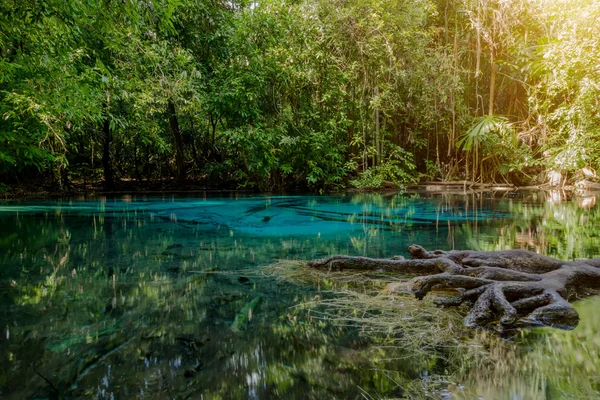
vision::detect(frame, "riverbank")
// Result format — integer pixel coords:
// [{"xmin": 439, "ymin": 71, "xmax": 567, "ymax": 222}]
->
[
  {"xmin": 0, "ymin": 179, "xmax": 251, "ymax": 200},
  {"xmin": 406, "ymin": 180, "xmax": 600, "ymax": 194},
  {"xmin": 2, "ymin": 178, "xmax": 600, "ymax": 200}
]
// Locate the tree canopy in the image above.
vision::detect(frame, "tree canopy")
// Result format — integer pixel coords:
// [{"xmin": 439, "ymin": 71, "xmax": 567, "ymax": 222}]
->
[{"xmin": 1, "ymin": 0, "xmax": 599, "ymax": 192}]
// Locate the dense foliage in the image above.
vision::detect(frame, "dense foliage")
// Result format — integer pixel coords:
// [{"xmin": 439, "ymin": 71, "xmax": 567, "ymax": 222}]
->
[{"xmin": 1, "ymin": 0, "xmax": 598, "ymax": 191}]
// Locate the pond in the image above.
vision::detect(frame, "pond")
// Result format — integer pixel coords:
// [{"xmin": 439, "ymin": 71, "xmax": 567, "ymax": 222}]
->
[{"xmin": 0, "ymin": 192, "xmax": 599, "ymax": 399}]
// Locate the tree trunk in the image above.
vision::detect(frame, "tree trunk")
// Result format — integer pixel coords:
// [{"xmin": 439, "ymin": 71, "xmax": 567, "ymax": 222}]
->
[
  {"xmin": 449, "ymin": 23, "xmax": 458, "ymax": 158},
  {"xmin": 102, "ymin": 117, "xmax": 115, "ymax": 191},
  {"xmin": 308, "ymin": 245, "xmax": 600, "ymax": 332},
  {"xmin": 475, "ymin": 3, "xmax": 481, "ymax": 79},
  {"xmin": 167, "ymin": 100, "xmax": 185, "ymax": 185},
  {"xmin": 489, "ymin": 48, "xmax": 496, "ymax": 116},
  {"xmin": 374, "ymin": 86, "xmax": 380, "ymax": 166},
  {"xmin": 209, "ymin": 112, "xmax": 218, "ymax": 146}
]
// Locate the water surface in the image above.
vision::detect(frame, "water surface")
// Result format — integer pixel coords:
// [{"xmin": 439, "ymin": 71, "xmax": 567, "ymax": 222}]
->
[{"xmin": 1, "ymin": 192, "xmax": 599, "ymax": 399}]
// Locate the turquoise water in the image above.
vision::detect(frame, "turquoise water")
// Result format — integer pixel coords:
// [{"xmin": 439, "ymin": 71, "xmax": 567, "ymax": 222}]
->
[{"xmin": 1, "ymin": 192, "xmax": 599, "ymax": 399}]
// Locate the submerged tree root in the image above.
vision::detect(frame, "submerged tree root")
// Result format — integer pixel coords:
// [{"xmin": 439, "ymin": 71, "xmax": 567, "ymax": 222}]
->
[{"xmin": 307, "ymin": 245, "xmax": 600, "ymax": 332}]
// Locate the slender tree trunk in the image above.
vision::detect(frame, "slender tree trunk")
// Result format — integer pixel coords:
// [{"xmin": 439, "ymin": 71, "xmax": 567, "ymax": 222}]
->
[
  {"xmin": 209, "ymin": 112, "xmax": 218, "ymax": 146},
  {"xmin": 167, "ymin": 100, "xmax": 186, "ymax": 185},
  {"xmin": 102, "ymin": 117, "xmax": 115, "ymax": 191},
  {"xmin": 449, "ymin": 4, "xmax": 458, "ymax": 158},
  {"xmin": 362, "ymin": 97, "xmax": 367, "ymax": 171},
  {"xmin": 489, "ymin": 48, "xmax": 496, "ymax": 116},
  {"xmin": 474, "ymin": 0, "xmax": 482, "ymax": 116},
  {"xmin": 134, "ymin": 140, "xmax": 141, "ymax": 182},
  {"xmin": 374, "ymin": 86, "xmax": 380, "ymax": 166},
  {"xmin": 475, "ymin": 6, "xmax": 481, "ymax": 79}
]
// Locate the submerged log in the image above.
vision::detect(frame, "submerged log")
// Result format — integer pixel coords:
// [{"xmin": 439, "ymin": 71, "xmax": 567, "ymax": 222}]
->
[{"xmin": 307, "ymin": 245, "xmax": 600, "ymax": 332}]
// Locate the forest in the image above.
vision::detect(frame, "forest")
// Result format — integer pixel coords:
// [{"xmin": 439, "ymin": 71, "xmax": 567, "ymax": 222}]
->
[{"xmin": 1, "ymin": 0, "xmax": 599, "ymax": 192}]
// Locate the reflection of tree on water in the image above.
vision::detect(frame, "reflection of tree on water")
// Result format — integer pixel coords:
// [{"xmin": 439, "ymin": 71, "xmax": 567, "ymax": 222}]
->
[
  {"xmin": 467, "ymin": 192, "xmax": 600, "ymax": 261},
  {"xmin": 0, "ymin": 213, "xmax": 410, "ymax": 398},
  {"xmin": 0, "ymin": 192, "xmax": 599, "ymax": 398},
  {"xmin": 455, "ymin": 296, "xmax": 600, "ymax": 399}
]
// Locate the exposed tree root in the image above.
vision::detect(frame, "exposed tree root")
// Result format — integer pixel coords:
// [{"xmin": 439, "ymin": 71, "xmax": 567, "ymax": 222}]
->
[{"xmin": 307, "ymin": 245, "xmax": 600, "ymax": 332}]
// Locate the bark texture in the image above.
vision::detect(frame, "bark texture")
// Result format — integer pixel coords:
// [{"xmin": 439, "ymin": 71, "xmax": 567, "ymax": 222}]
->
[
  {"xmin": 307, "ymin": 245, "xmax": 600, "ymax": 332},
  {"xmin": 167, "ymin": 100, "xmax": 186, "ymax": 185},
  {"xmin": 102, "ymin": 117, "xmax": 115, "ymax": 191}
]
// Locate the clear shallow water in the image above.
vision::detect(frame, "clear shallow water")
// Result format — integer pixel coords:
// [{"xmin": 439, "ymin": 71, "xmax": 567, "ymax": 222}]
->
[{"xmin": 0, "ymin": 192, "xmax": 599, "ymax": 399}]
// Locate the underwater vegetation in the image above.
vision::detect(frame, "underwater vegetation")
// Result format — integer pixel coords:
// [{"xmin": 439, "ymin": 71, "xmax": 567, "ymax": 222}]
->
[{"xmin": 0, "ymin": 192, "xmax": 599, "ymax": 399}]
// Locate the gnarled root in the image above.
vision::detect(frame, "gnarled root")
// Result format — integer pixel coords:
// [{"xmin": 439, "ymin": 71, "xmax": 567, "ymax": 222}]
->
[{"xmin": 307, "ymin": 246, "xmax": 600, "ymax": 332}]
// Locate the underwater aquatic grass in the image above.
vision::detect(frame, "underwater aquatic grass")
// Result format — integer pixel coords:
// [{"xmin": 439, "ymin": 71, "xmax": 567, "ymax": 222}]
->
[
  {"xmin": 262, "ymin": 260, "xmax": 505, "ymax": 399},
  {"xmin": 265, "ymin": 261, "xmax": 467, "ymax": 346},
  {"xmin": 267, "ymin": 261, "xmax": 600, "ymax": 398}
]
